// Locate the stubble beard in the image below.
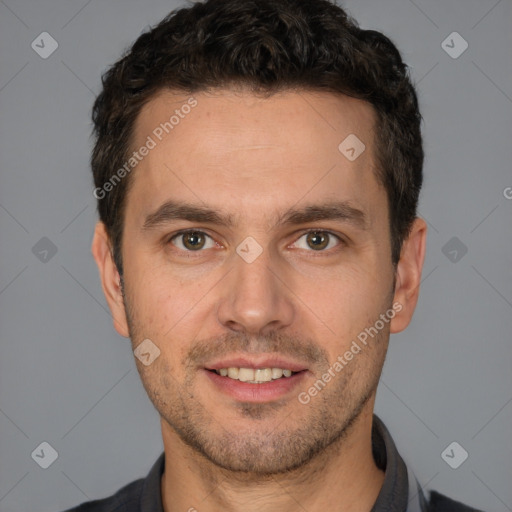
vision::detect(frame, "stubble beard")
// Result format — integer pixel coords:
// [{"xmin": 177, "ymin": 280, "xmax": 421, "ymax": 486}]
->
[{"xmin": 121, "ymin": 276, "xmax": 389, "ymax": 477}]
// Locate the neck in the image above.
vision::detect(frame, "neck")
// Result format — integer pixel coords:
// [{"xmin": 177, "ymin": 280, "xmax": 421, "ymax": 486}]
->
[{"xmin": 160, "ymin": 405, "xmax": 385, "ymax": 512}]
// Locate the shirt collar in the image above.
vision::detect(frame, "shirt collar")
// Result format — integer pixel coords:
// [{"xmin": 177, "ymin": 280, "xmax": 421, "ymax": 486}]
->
[
  {"xmin": 139, "ymin": 451, "xmax": 165, "ymax": 511},
  {"xmin": 370, "ymin": 414, "xmax": 411, "ymax": 511}
]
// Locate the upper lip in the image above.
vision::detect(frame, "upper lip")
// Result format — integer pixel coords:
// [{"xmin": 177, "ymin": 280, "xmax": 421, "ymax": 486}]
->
[{"xmin": 204, "ymin": 355, "xmax": 309, "ymax": 372}]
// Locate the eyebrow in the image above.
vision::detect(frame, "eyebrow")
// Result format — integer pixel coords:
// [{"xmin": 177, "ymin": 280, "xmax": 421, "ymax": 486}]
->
[{"xmin": 142, "ymin": 199, "xmax": 368, "ymax": 231}]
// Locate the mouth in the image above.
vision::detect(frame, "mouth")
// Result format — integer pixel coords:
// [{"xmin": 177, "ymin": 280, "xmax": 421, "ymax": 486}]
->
[
  {"xmin": 202, "ymin": 356, "xmax": 310, "ymax": 402},
  {"xmin": 207, "ymin": 366, "xmax": 302, "ymax": 383}
]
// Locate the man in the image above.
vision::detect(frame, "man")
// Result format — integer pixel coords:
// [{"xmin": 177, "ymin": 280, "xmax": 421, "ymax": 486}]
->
[{"xmin": 65, "ymin": 0, "xmax": 482, "ymax": 510}]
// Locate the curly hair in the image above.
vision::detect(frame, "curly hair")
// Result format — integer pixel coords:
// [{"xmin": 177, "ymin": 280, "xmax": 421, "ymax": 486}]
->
[{"xmin": 91, "ymin": 0, "xmax": 423, "ymax": 276}]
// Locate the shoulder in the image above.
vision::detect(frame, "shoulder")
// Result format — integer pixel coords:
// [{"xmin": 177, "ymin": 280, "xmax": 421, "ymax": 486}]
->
[
  {"xmin": 59, "ymin": 477, "xmax": 144, "ymax": 512},
  {"xmin": 59, "ymin": 451, "xmax": 166, "ymax": 512},
  {"xmin": 427, "ymin": 490, "xmax": 485, "ymax": 512}
]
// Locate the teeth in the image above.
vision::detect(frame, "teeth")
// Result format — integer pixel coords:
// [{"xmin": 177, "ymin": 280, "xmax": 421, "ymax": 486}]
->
[
  {"xmin": 255, "ymin": 368, "xmax": 272, "ymax": 381},
  {"xmin": 271, "ymin": 368, "xmax": 283, "ymax": 379},
  {"xmin": 227, "ymin": 367, "xmax": 239, "ymax": 379},
  {"xmin": 238, "ymin": 368, "xmax": 254, "ymax": 382},
  {"xmin": 214, "ymin": 367, "xmax": 296, "ymax": 383}
]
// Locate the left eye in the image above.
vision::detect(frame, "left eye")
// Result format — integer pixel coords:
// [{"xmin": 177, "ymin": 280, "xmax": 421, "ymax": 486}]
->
[
  {"xmin": 169, "ymin": 231, "xmax": 216, "ymax": 251},
  {"xmin": 292, "ymin": 231, "xmax": 341, "ymax": 251}
]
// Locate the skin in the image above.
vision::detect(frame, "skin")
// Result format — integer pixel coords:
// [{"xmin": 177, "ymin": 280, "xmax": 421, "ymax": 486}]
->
[{"xmin": 92, "ymin": 88, "xmax": 426, "ymax": 512}]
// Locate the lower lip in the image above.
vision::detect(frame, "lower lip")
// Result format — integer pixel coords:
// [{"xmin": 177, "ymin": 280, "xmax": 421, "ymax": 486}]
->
[{"xmin": 202, "ymin": 369, "xmax": 308, "ymax": 402}]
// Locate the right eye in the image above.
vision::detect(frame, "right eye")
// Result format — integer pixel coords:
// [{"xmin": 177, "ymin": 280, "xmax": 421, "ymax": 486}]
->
[{"xmin": 168, "ymin": 230, "xmax": 217, "ymax": 252}]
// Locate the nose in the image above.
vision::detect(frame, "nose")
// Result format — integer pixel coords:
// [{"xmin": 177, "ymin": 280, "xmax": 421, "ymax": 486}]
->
[{"xmin": 216, "ymin": 245, "xmax": 295, "ymax": 336}]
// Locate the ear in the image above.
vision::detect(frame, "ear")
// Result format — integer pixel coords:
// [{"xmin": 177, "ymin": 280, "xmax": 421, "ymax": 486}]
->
[
  {"xmin": 91, "ymin": 221, "xmax": 130, "ymax": 338},
  {"xmin": 390, "ymin": 217, "xmax": 427, "ymax": 333}
]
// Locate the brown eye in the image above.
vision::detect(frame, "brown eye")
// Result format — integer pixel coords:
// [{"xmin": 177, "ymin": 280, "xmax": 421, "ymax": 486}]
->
[
  {"xmin": 170, "ymin": 231, "xmax": 215, "ymax": 251},
  {"xmin": 183, "ymin": 231, "xmax": 205, "ymax": 250},
  {"xmin": 292, "ymin": 231, "xmax": 341, "ymax": 252},
  {"xmin": 306, "ymin": 231, "xmax": 329, "ymax": 250}
]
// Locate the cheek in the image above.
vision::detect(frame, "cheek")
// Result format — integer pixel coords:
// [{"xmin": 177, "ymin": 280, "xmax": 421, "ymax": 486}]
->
[
  {"xmin": 134, "ymin": 273, "xmax": 214, "ymax": 357},
  {"xmin": 296, "ymin": 263, "xmax": 390, "ymax": 347},
  {"xmin": 126, "ymin": 250, "xmax": 204, "ymax": 319}
]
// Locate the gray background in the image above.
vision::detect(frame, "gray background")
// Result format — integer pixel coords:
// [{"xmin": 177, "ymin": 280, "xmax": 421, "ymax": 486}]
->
[{"xmin": 0, "ymin": 0, "xmax": 511, "ymax": 511}]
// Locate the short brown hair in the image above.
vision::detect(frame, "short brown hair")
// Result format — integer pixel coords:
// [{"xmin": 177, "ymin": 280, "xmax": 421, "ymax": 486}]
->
[{"xmin": 91, "ymin": 0, "xmax": 423, "ymax": 275}]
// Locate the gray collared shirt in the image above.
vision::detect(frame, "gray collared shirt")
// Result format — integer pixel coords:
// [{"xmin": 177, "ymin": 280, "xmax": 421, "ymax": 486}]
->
[{"xmin": 370, "ymin": 415, "xmax": 426, "ymax": 511}]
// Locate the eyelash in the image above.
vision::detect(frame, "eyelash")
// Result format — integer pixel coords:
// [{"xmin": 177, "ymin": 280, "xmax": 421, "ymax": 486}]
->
[{"xmin": 167, "ymin": 228, "xmax": 345, "ymax": 254}]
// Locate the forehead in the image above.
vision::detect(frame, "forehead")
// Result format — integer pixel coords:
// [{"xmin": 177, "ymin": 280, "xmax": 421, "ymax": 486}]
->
[
  {"xmin": 134, "ymin": 87, "xmax": 376, "ymax": 153},
  {"xmin": 127, "ymin": 88, "xmax": 384, "ymax": 226}
]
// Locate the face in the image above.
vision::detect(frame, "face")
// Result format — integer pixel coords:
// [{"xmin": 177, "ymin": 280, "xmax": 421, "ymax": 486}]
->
[{"xmin": 93, "ymin": 88, "xmax": 425, "ymax": 475}]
